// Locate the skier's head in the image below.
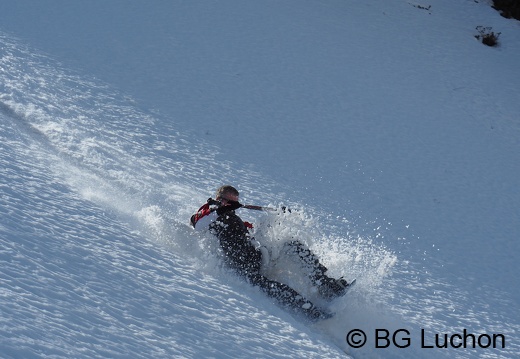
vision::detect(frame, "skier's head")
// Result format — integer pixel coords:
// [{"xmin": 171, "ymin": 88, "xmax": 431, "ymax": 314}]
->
[{"xmin": 215, "ymin": 185, "xmax": 239, "ymax": 204}]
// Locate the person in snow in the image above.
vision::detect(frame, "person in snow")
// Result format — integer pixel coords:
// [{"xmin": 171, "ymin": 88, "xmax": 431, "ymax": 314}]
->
[{"xmin": 190, "ymin": 185, "xmax": 351, "ymax": 320}]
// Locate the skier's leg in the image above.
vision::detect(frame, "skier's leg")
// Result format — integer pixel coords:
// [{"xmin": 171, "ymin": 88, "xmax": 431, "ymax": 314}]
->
[
  {"xmin": 282, "ymin": 240, "xmax": 328, "ymax": 280},
  {"xmin": 247, "ymin": 272, "xmax": 330, "ymax": 320},
  {"xmin": 282, "ymin": 240, "xmax": 350, "ymax": 300}
]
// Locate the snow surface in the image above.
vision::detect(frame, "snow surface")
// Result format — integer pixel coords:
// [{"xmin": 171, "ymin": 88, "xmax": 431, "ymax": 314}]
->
[{"xmin": 1, "ymin": 0, "xmax": 519, "ymax": 358}]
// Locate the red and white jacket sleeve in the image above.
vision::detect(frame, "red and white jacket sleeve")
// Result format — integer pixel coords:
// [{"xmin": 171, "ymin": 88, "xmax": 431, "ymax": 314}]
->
[{"xmin": 190, "ymin": 203, "xmax": 218, "ymax": 231}]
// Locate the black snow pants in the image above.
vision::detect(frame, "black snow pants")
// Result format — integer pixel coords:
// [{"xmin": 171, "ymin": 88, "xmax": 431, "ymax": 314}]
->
[{"xmin": 209, "ymin": 211, "xmax": 319, "ymax": 315}]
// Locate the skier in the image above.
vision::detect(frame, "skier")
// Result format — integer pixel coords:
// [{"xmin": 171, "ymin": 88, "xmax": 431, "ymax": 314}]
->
[{"xmin": 190, "ymin": 185, "xmax": 351, "ymax": 320}]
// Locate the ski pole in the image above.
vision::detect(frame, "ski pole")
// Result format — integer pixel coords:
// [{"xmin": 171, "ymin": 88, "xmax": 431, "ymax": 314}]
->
[
  {"xmin": 208, "ymin": 198, "xmax": 279, "ymax": 212},
  {"xmin": 242, "ymin": 204, "xmax": 277, "ymax": 211},
  {"xmin": 243, "ymin": 204, "xmax": 291, "ymax": 213}
]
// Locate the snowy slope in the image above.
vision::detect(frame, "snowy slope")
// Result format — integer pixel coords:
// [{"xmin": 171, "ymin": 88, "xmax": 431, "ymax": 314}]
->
[
  {"xmin": 0, "ymin": 37, "xmax": 350, "ymax": 358},
  {"xmin": 1, "ymin": 0, "xmax": 520, "ymax": 358}
]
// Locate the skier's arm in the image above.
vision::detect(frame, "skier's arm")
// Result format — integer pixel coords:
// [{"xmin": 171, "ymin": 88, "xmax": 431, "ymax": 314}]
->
[
  {"xmin": 192, "ymin": 210, "xmax": 218, "ymax": 231},
  {"xmin": 190, "ymin": 201, "xmax": 219, "ymax": 231}
]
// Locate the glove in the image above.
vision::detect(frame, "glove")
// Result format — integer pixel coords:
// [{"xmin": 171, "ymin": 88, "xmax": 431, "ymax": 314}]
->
[
  {"xmin": 216, "ymin": 200, "xmax": 243, "ymax": 215},
  {"xmin": 207, "ymin": 198, "xmax": 220, "ymax": 206}
]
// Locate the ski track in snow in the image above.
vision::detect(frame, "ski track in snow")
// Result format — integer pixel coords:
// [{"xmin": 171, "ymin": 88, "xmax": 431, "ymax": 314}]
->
[{"xmin": 1, "ymin": 5, "xmax": 519, "ymax": 355}]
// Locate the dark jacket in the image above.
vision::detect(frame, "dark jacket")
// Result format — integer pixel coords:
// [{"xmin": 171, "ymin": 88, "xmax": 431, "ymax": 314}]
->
[{"xmin": 209, "ymin": 211, "xmax": 262, "ymax": 274}]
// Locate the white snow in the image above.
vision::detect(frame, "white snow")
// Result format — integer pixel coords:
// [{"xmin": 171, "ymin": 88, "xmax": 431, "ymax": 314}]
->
[{"xmin": 1, "ymin": 0, "xmax": 519, "ymax": 358}]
